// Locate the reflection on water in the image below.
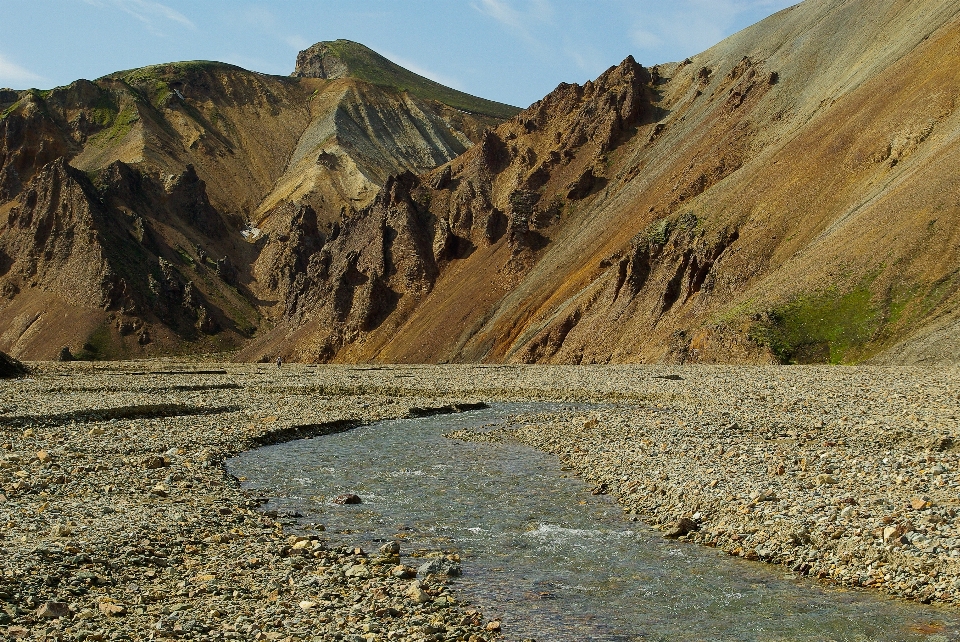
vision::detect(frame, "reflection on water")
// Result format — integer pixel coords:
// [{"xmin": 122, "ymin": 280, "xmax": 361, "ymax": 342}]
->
[{"xmin": 227, "ymin": 404, "xmax": 960, "ymax": 642}]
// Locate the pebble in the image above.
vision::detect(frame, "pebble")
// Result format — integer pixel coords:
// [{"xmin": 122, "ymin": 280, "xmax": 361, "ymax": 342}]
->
[
  {"xmin": 0, "ymin": 361, "xmax": 502, "ymax": 641},
  {"xmin": 35, "ymin": 601, "xmax": 70, "ymax": 619},
  {"xmin": 449, "ymin": 364, "xmax": 960, "ymax": 610},
  {"xmin": 7, "ymin": 359, "xmax": 960, "ymax": 640}
]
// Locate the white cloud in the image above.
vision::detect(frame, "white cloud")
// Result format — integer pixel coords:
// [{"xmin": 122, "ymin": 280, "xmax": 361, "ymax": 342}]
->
[
  {"xmin": 380, "ymin": 51, "xmax": 464, "ymax": 91},
  {"xmin": 236, "ymin": 7, "xmax": 311, "ymax": 53},
  {"xmin": 631, "ymin": 28, "xmax": 663, "ymax": 50},
  {"xmin": 0, "ymin": 53, "xmax": 46, "ymax": 88},
  {"xmin": 473, "ymin": 0, "xmax": 524, "ymax": 29},
  {"xmin": 285, "ymin": 35, "xmax": 311, "ymax": 51},
  {"xmin": 471, "ymin": 0, "xmax": 554, "ymax": 46},
  {"xmin": 84, "ymin": 0, "xmax": 195, "ymax": 31}
]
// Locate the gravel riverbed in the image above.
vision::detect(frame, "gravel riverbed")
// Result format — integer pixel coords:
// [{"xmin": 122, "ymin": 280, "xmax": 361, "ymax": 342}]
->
[{"xmin": 2, "ymin": 361, "xmax": 960, "ymax": 640}]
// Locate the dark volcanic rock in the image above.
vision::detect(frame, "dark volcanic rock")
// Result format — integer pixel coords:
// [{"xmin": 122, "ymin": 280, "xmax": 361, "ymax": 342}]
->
[{"xmin": 0, "ymin": 351, "xmax": 29, "ymax": 378}]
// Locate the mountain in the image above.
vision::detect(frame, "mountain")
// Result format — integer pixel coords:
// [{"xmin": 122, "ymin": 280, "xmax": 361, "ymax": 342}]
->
[
  {"xmin": 6, "ymin": 0, "xmax": 960, "ymax": 366},
  {"xmin": 0, "ymin": 42, "xmax": 519, "ymax": 359},
  {"xmin": 241, "ymin": 0, "xmax": 960, "ymax": 365}
]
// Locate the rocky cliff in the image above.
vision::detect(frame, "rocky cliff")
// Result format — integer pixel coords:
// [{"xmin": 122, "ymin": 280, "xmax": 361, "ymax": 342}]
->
[
  {"xmin": 0, "ymin": 43, "xmax": 518, "ymax": 359},
  {"xmin": 7, "ymin": 1, "xmax": 960, "ymax": 365},
  {"xmin": 244, "ymin": 0, "xmax": 960, "ymax": 365}
]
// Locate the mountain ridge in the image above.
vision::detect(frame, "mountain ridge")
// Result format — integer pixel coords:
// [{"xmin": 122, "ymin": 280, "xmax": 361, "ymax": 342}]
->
[
  {"xmin": 243, "ymin": 0, "xmax": 960, "ymax": 366},
  {"xmin": 0, "ymin": 42, "xmax": 518, "ymax": 359},
  {"xmin": 292, "ymin": 39, "xmax": 519, "ymax": 119},
  {"xmin": 5, "ymin": 1, "xmax": 960, "ymax": 365}
]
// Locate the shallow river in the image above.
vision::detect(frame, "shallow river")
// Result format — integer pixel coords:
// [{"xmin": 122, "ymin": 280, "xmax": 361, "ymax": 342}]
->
[{"xmin": 227, "ymin": 403, "xmax": 960, "ymax": 641}]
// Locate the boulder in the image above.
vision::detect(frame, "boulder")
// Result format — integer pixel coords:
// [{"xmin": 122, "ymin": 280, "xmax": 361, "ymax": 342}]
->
[
  {"xmin": 417, "ymin": 557, "xmax": 462, "ymax": 577},
  {"xmin": 0, "ymin": 351, "xmax": 28, "ymax": 378},
  {"xmin": 664, "ymin": 517, "xmax": 698, "ymax": 539}
]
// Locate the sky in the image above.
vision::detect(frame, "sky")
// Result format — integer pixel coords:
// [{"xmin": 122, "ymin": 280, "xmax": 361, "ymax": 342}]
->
[{"xmin": 0, "ymin": 0, "xmax": 797, "ymax": 108}]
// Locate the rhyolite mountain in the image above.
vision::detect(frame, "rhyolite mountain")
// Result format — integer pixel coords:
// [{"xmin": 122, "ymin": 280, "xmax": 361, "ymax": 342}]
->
[
  {"xmin": 241, "ymin": 0, "xmax": 960, "ymax": 365},
  {"xmin": 0, "ymin": 41, "xmax": 517, "ymax": 359},
  {"xmin": 5, "ymin": 0, "xmax": 960, "ymax": 365}
]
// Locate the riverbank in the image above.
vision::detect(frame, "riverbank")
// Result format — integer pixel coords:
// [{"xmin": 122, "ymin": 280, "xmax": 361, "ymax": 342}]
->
[
  {"xmin": 2, "ymin": 362, "xmax": 960, "ymax": 640},
  {"xmin": 0, "ymin": 362, "xmax": 504, "ymax": 642},
  {"xmin": 451, "ymin": 365, "xmax": 960, "ymax": 609}
]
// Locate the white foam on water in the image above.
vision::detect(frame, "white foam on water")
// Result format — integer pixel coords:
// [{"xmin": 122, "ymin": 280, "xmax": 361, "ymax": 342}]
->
[
  {"xmin": 387, "ymin": 469, "xmax": 425, "ymax": 477},
  {"xmin": 522, "ymin": 523, "xmax": 635, "ymax": 542},
  {"xmin": 465, "ymin": 526, "xmax": 490, "ymax": 534}
]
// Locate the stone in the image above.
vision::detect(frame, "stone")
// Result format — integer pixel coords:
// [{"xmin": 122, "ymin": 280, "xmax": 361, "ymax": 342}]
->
[
  {"xmin": 204, "ymin": 532, "xmax": 236, "ymax": 544},
  {"xmin": 418, "ymin": 558, "xmax": 462, "ymax": 577},
  {"xmin": 299, "ymin": 601, "xmax": 317, "ymax": 611},
  {"xmin": 664, "ymin": 517, "xmax": 698, "ymax": 538},
  {"xmin": 333, "ymin": 493, "xmax": 362, "ymax": 505},
  {"xmin": 911, "ymin": 497, "xmax": 931, "ymax": 510},
  {"xmin": 57, "ymin": 347, "xmax": 74, "ymax": 362},
  {"xmin": 392, "ymin": 565, "xmax": 417, "ymax": 579},
  {"xmin": 379, "ymin": 541, "xmax": 400, "ymax": 555},
  {"xmin": 99, "ymin": 601, "xmax": 127, "ymax": 617},
  {"xmin": 36, "ymin": 450, "xmax": 51, "ymax": 463},
  {"xmin": 143, "ymin": 455, "xmax": 168, "ymax": 469},
  {"xmin": 0, "ymin": 351, "xmax": 29, "ymax": 379},
  {"xmin": 486, "ymin": 621, "xmax": 502, "ymax": 632},
  {"xmin": 345, "ymin": 563, "xmax": 371, "ymax": 578},
  {"xmin": 406, "ymin": 580, "xmax": 431, "ymax": 604},
  {"xmin": 36, "ymin": 601, "xmax": 71, "ymax": 618},
  {"xmin": 50, "ymin": 524, "xmax": 73, "ymax": 537}
]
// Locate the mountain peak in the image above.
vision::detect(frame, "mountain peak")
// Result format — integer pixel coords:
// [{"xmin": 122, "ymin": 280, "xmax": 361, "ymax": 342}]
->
[
  {"xmin": 292, "ymin": 39, "xmax": 519, "ymax": 119},
  {"xmin": 292, "ymin": 40, "xmax": 358, "ymax": 81}
]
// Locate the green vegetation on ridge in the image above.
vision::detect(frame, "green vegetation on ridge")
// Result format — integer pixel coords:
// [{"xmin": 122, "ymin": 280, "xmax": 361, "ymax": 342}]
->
[
  {"xmin": 310, "ymin": 40, "xmax": 520, "ymax": 119},
  {"xmin": 750, "ymin": 287, "xmax": 882, "ymax": 364}
]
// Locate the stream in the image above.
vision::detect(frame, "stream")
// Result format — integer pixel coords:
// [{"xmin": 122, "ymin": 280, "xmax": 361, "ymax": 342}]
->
[{"xmin": 227, "ymin": 403, "xmax": 960, "ymax": 641}]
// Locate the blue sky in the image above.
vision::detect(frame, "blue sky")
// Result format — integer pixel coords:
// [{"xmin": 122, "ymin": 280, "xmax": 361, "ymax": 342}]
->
[{"xmin": 0, "ymin": 0, "xmax": 797, "ymax": 107}]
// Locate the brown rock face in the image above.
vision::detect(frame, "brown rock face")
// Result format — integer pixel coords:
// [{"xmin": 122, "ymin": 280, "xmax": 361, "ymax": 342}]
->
[
  {"xmin": 8, "ymin": 3, "xmax": 960, "ymax": 365},
  {"xmin": 244, "ymin": 56, "xmax": 657, "ymax": 361},
  {"xmin": 0, "ymin": 157, "xmax": 243, "ymax": 358},
  {"xmin": 250, "ymin": 0, "xmax": 960, "ymax": 365},
  {"xmin": 0, "ymin": 45, "xmax": 517, "ymax": 360},
  {"xmin": 0, "ymin": 159, "xmax": 123, "ymax": 310},
  {"xmin": 293, "ymin": 42, "xmax": 351, "ymax": 80}
]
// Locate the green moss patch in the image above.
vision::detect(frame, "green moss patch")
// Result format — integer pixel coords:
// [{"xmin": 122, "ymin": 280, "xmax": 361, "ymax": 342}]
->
[
  {"xmin": 313, "ymin": 40, "xmax": 520, "ymax": 119},
  {"xmin": 76, "ymin": 323, "xmax": 116, "ymax": 361},
  {"xmin": 750, "ymin": 287, "xmax": 882, "ymax": 364}
]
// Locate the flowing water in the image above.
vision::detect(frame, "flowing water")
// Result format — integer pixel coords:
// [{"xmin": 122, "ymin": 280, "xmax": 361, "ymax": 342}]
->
[{"xmin": 227, "ymin": 403, "xmax": 960, "ymax": 641}]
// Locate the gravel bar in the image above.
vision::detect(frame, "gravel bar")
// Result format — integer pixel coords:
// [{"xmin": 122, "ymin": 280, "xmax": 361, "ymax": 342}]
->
[{"xmin": 3, "ymin": 361, "xmax": 960, "ymax": 640}]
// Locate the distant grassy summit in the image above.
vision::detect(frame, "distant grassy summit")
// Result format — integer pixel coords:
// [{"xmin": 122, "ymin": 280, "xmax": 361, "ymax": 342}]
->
[{"xmin": 293, "ymin": 40, "xmax": 520, "ymax": 119}]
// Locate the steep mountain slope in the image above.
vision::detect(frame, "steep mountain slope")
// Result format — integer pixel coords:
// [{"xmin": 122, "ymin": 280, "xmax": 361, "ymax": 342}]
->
[
  {"xmin": 244, "ymin": 0, "xmax": 960, "ymax": 365},
  {"xmin": 293, "ymin": 40, "xmax": 518, "ymax": 120},
  {"xmin": 0, "ymin": 43, "xmax": 518, "ymax": 359}
]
